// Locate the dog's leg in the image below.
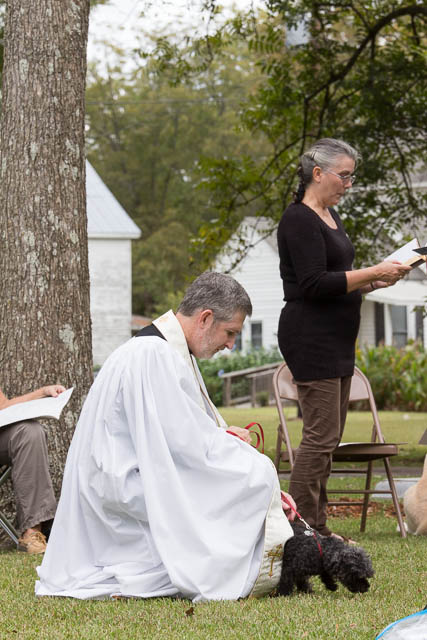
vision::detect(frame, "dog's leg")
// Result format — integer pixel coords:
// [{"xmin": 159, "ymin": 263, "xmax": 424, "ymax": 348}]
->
[
  {"xmin": 277, "ymin": 570, "xmax": 296, "ymax": 596},
  {"xmin": 320, "ymin": 571, "xmax": 337, "ymax": 591},
  {"xmin": 295, "ymin": 576, "xmax": 313, "ymax": 594}
]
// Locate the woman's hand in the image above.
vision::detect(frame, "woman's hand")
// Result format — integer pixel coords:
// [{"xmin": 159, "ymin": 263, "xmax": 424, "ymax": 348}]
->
[
  {"xmin": 371, "ymin": 280, "xmax": 391, "ymax": 290},
  {"xmin": 40, "ymin": 385, "xmax": 66, "ymax": 398},
  {"xmin": 373, "ymin": 260, "xmax": 411, "ymax": 285},
  {"xmin": 347, "ymin": 260, "xmax": 411, "ymax": 293}
]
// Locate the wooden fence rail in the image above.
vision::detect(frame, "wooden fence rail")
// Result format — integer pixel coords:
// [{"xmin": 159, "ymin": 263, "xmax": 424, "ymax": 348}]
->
[{"xmin": 221, "ymin": 362, "xmax": 283, "ymax": 407}]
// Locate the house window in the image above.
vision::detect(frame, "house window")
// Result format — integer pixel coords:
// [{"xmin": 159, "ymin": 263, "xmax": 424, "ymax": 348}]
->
[
  {"xmin": 390, "ymin": 305, "xmax": 407, "ymax": 348},
  {"xmin": 251, "ymin": 321, "xmax": 263, "ymax": 350},
  {"xmin": 415, "ymin": 308, "xmax": 424, "ymax": 343},
  {"xmin": 374, "ymin": 303, "xmax": 385, "ymax": 345}
]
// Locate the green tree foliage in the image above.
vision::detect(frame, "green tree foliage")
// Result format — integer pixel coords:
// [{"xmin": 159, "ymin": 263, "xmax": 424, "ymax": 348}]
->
[
  {"xmin": 182, "ymin": 1, "xmax": 427, "ymax": 267},
  {"xmin": 86, "ymin": 39, "xmax": 271, "ymax": 315}
]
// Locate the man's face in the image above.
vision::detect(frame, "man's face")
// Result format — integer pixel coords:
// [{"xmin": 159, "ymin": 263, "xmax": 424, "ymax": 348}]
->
[{"xmin": 194, "ymin": 310, "xmax": 246, "ymax": 359}]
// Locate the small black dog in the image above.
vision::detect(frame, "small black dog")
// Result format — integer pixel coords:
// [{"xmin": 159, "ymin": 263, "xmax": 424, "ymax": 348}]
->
[{"xmin": 277, "ymin": 523, "xmax": 374, "ymax": 596}]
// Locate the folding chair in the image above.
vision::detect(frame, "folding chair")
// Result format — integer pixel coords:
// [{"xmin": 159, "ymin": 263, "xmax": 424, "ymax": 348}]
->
[
  {"xmin": 273, "ymin": 363, "xmax": 407, "ymax": 537},
  {"xmin": 0, "ymin": 465, "xmax": 19, "ymax": 545}
]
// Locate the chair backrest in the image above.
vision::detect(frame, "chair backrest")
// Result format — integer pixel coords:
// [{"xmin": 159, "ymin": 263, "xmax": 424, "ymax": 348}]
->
[{"xmin": 274, "ymin": 364, "xmax": 299, "ymax": 401}]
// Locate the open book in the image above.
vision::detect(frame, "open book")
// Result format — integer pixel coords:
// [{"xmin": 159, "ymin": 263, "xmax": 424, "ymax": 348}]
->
[
  {"xmin": 0, "ymin": 387, "xmax": 74, "ymax": 429},
  {"xmin": 385, "ymin": 238, "xmax": 427, "ymax": 270}
]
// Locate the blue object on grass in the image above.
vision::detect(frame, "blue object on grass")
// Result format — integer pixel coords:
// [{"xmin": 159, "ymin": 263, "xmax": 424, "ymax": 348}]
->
[{"xmin": 376, "ymin": 608, "xmax": 427, "ymax": 639}]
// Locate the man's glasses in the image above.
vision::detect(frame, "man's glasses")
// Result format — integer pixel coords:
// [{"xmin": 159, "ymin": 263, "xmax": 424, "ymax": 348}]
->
[{"xmin": 325, "ymin": 170, "xmax": 356, "ymax": 184}]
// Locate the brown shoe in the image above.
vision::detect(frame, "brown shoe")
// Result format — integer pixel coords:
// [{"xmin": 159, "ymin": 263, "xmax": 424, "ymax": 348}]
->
[{"xmin": 18, "ymin": 531, "xmax": 47, "ymax": 554}]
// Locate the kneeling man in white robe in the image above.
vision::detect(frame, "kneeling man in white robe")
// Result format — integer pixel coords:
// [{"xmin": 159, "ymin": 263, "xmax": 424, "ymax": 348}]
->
[{"xmin": 36, "ymin": 272, "xmax": 294, "ymax": 602}]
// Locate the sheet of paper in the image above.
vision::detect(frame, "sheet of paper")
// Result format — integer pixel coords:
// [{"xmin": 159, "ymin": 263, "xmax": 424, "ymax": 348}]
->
[
  {"xmin": 0, "ymin": 387, "xmax": 74, "ymax": 429},
  {"xmin": 385, "ymin": 238, "xmax": 420, "ymax": 263}
]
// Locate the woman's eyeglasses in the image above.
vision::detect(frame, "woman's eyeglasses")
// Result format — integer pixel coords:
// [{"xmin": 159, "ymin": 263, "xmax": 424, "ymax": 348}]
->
[{"xmin": 325, "ymin": 170, "xmax": 356, "ymax": 184}]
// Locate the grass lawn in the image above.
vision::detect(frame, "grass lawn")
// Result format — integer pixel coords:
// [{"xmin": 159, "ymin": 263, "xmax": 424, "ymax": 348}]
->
[
  {"xmin": 0, "ymin": 409, "xmax": 425, "ymax": 639},
  {"xmin": 221, "ymin": 406, "xmax": 427, "ymax": 467},
  {"xmin": 0, "ymin": 506, "xmax": 425, "ymax": 640}
]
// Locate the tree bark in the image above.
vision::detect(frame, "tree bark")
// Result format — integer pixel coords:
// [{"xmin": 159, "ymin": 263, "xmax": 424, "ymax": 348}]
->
[{"xmin": 0, "ymin": 0, "xmax": 92, "ymax": 531}]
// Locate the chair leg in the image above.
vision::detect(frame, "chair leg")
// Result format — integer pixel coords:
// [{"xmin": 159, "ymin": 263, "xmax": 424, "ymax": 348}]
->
[
  {"xmin": 274, "ymin": 426, "xmax": 283, "ymax": 472},
  {"xmin": 360, "ymin": 461, "xmax": 373, "ymax": 532},
  {"xmin": 383, "ymin": 457, "xmax": 407, "ymax": 538},
  {"xmin": 0, "ymin": 512, "xmax": 19, "ymax": 545},
  {"xmin": 0, "ymin": 466, "xmax": 19, "ymax": 545}
]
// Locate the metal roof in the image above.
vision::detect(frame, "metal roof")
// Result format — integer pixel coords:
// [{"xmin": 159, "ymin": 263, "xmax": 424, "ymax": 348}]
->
[{"xmin": 86, "ymin": 160, "xmax": 141, "ymax": 239}]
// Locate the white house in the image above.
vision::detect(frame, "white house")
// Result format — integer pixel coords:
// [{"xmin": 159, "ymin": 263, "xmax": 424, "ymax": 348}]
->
[
  {"xmin": 86, "ymin": 161, "xmax": 141, "ymax": 366},
  {"xmin": 216, "ymin": 216, "xmax": 427, "ymax": 353}
]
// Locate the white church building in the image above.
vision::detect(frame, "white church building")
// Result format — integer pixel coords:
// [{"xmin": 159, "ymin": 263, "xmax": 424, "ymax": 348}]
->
[{"xmin": 86, "ymin": 161, "xmax": 141, "ymax": 366}]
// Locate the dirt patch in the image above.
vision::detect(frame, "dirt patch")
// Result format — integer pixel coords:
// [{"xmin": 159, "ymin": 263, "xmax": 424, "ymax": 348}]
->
[{"xmin": 327, "ymin": 497, "xmax": 404, "ymax": 519}]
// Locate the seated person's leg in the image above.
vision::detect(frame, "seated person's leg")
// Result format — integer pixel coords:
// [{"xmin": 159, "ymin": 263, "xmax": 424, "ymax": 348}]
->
[{"xmin": 2, "ymin": 420, "xmax": 57, "ymax": 553}]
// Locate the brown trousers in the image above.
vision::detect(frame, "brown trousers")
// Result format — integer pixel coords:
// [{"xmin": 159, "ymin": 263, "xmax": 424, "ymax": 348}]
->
[
  {"xmin": 288, "ymin": 376, "xmax": 352, "ymax": 534},
  {"xmin": 0, "ymin": 420, "xmax": 57, "ymax": 534}
]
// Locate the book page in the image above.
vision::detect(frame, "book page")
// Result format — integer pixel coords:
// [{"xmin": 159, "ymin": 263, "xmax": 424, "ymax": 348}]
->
[
  {"xmin": 0, "ymin": 387, "xmax": 74, "ymax": 429},
  {"xmin": 385, "ymin": 238, "xmax": 419, "ymax": 263}
]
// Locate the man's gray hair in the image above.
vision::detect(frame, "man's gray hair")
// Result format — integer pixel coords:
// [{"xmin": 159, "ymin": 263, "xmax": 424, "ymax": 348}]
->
[{"xmin": 177, "ymin": 272, "xmax": 252, "ymax": 321}]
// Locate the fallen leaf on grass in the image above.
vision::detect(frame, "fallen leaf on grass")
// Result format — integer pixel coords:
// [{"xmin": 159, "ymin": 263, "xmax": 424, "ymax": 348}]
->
[{"xmin": 185, "ymin": 607, "xmax": 194, "ymax": 617}]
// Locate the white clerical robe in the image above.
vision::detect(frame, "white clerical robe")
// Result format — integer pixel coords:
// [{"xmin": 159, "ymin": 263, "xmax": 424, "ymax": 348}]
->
[{"xmin": 36, "ymin": 311, "xmax": 292, "ymax": 602}]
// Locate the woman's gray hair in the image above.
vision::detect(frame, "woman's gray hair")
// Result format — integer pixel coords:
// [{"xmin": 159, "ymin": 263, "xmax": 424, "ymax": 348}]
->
[
  {"xmin": 177, "ymin": 272, "xmax": 252, "ymax": 321},
  {"xmin": 294, "ymin": 138, "xmax": 360, "ymax": 202}
]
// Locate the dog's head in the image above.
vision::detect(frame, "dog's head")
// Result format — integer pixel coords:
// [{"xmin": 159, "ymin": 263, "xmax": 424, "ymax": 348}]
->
[{"xmin": 333, "ymin": 545, "xmax": 374, "ymax": 593}]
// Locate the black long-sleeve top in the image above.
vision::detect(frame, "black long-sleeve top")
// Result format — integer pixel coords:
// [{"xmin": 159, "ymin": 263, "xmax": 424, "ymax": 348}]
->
[{"xmin": 277, "ymin": 202, "xmax": 362, "ymax": 381}]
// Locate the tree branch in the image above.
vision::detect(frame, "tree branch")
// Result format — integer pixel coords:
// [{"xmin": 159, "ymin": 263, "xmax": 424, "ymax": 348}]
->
[{"xmin": 306, "ymin": 5, "xmax": 427, "ymax": 103}]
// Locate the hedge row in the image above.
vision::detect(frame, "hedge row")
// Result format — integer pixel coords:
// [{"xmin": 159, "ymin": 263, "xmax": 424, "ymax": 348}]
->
[
  {"xmin": 355, "ymin": 342, "xmax": 427, "ymax": 411},
  {"xmin": 199, "ymin": 343, "xmax": 427, "ymax": 411}
]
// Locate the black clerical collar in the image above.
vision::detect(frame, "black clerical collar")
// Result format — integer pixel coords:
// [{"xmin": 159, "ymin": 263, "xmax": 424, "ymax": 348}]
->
[{"xmin": 135, "ymin": 324, "xmax": 166, "ymax": 340}]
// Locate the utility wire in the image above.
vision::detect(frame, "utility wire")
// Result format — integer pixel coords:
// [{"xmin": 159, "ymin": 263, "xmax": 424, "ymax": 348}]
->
[{"xmin": 86, "ymin": 97, "xmax": 246, "ymax": 105}]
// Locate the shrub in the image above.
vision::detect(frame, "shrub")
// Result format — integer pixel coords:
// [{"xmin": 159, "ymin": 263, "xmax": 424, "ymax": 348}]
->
[
  {"xmin": 199, "ymin": 343, "xmax": 427, "ymax": 411},
  {"xmin": 256, "ymin": 390, "xmax": 270, "ymax": 407},
  {"xmin": 356, "ymin": 342, "xmax": 427, "ymax": 411}
]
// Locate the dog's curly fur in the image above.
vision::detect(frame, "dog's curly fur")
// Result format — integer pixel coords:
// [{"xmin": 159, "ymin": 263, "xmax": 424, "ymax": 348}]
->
[
  {"xmin": 277, "ymin": 523, "xmax": 374, "ymax": 596},
  {"xmin": 403, "ymin": 454, "xmax": 427, "ymax": 535}
]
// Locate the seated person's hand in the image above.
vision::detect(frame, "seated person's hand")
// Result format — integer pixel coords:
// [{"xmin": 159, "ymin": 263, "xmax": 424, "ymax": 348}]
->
[
  {"xmin": 226, "ymin": 425, "xmax": 252, "ymax": 444},
  {"xmin": 281, "ymin": 491, "xmax": 297, "ymax": 522},
  {"xmin": 41, "ymin": 385, "xmax": 66, "ymax": 398}
]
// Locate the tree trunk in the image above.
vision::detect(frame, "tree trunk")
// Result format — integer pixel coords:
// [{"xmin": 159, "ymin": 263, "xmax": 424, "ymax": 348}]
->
[{"xmin": 0, "ymin": 0, "xmax": 92, "ymax": 532}]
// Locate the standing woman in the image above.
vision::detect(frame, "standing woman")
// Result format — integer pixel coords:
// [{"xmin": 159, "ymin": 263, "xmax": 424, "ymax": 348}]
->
[{"xmin": 277, "ymin": 138, "xmax": 410, "ymax": 539}]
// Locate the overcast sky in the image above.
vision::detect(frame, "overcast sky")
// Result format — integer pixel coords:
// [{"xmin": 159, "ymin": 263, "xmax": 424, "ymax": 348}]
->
[{"xmin": 88, "ymin": 0, "xmax": 266, "ymax": 64}]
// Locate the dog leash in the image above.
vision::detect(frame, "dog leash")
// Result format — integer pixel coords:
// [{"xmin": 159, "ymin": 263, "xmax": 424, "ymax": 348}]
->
[
  {"xmin": 281, "ymin": 492, "xmax": 323, "ymax": 557},
  {"xmin": 226, "ymin": 422, "xmax": 264, "ymax": 454}
]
